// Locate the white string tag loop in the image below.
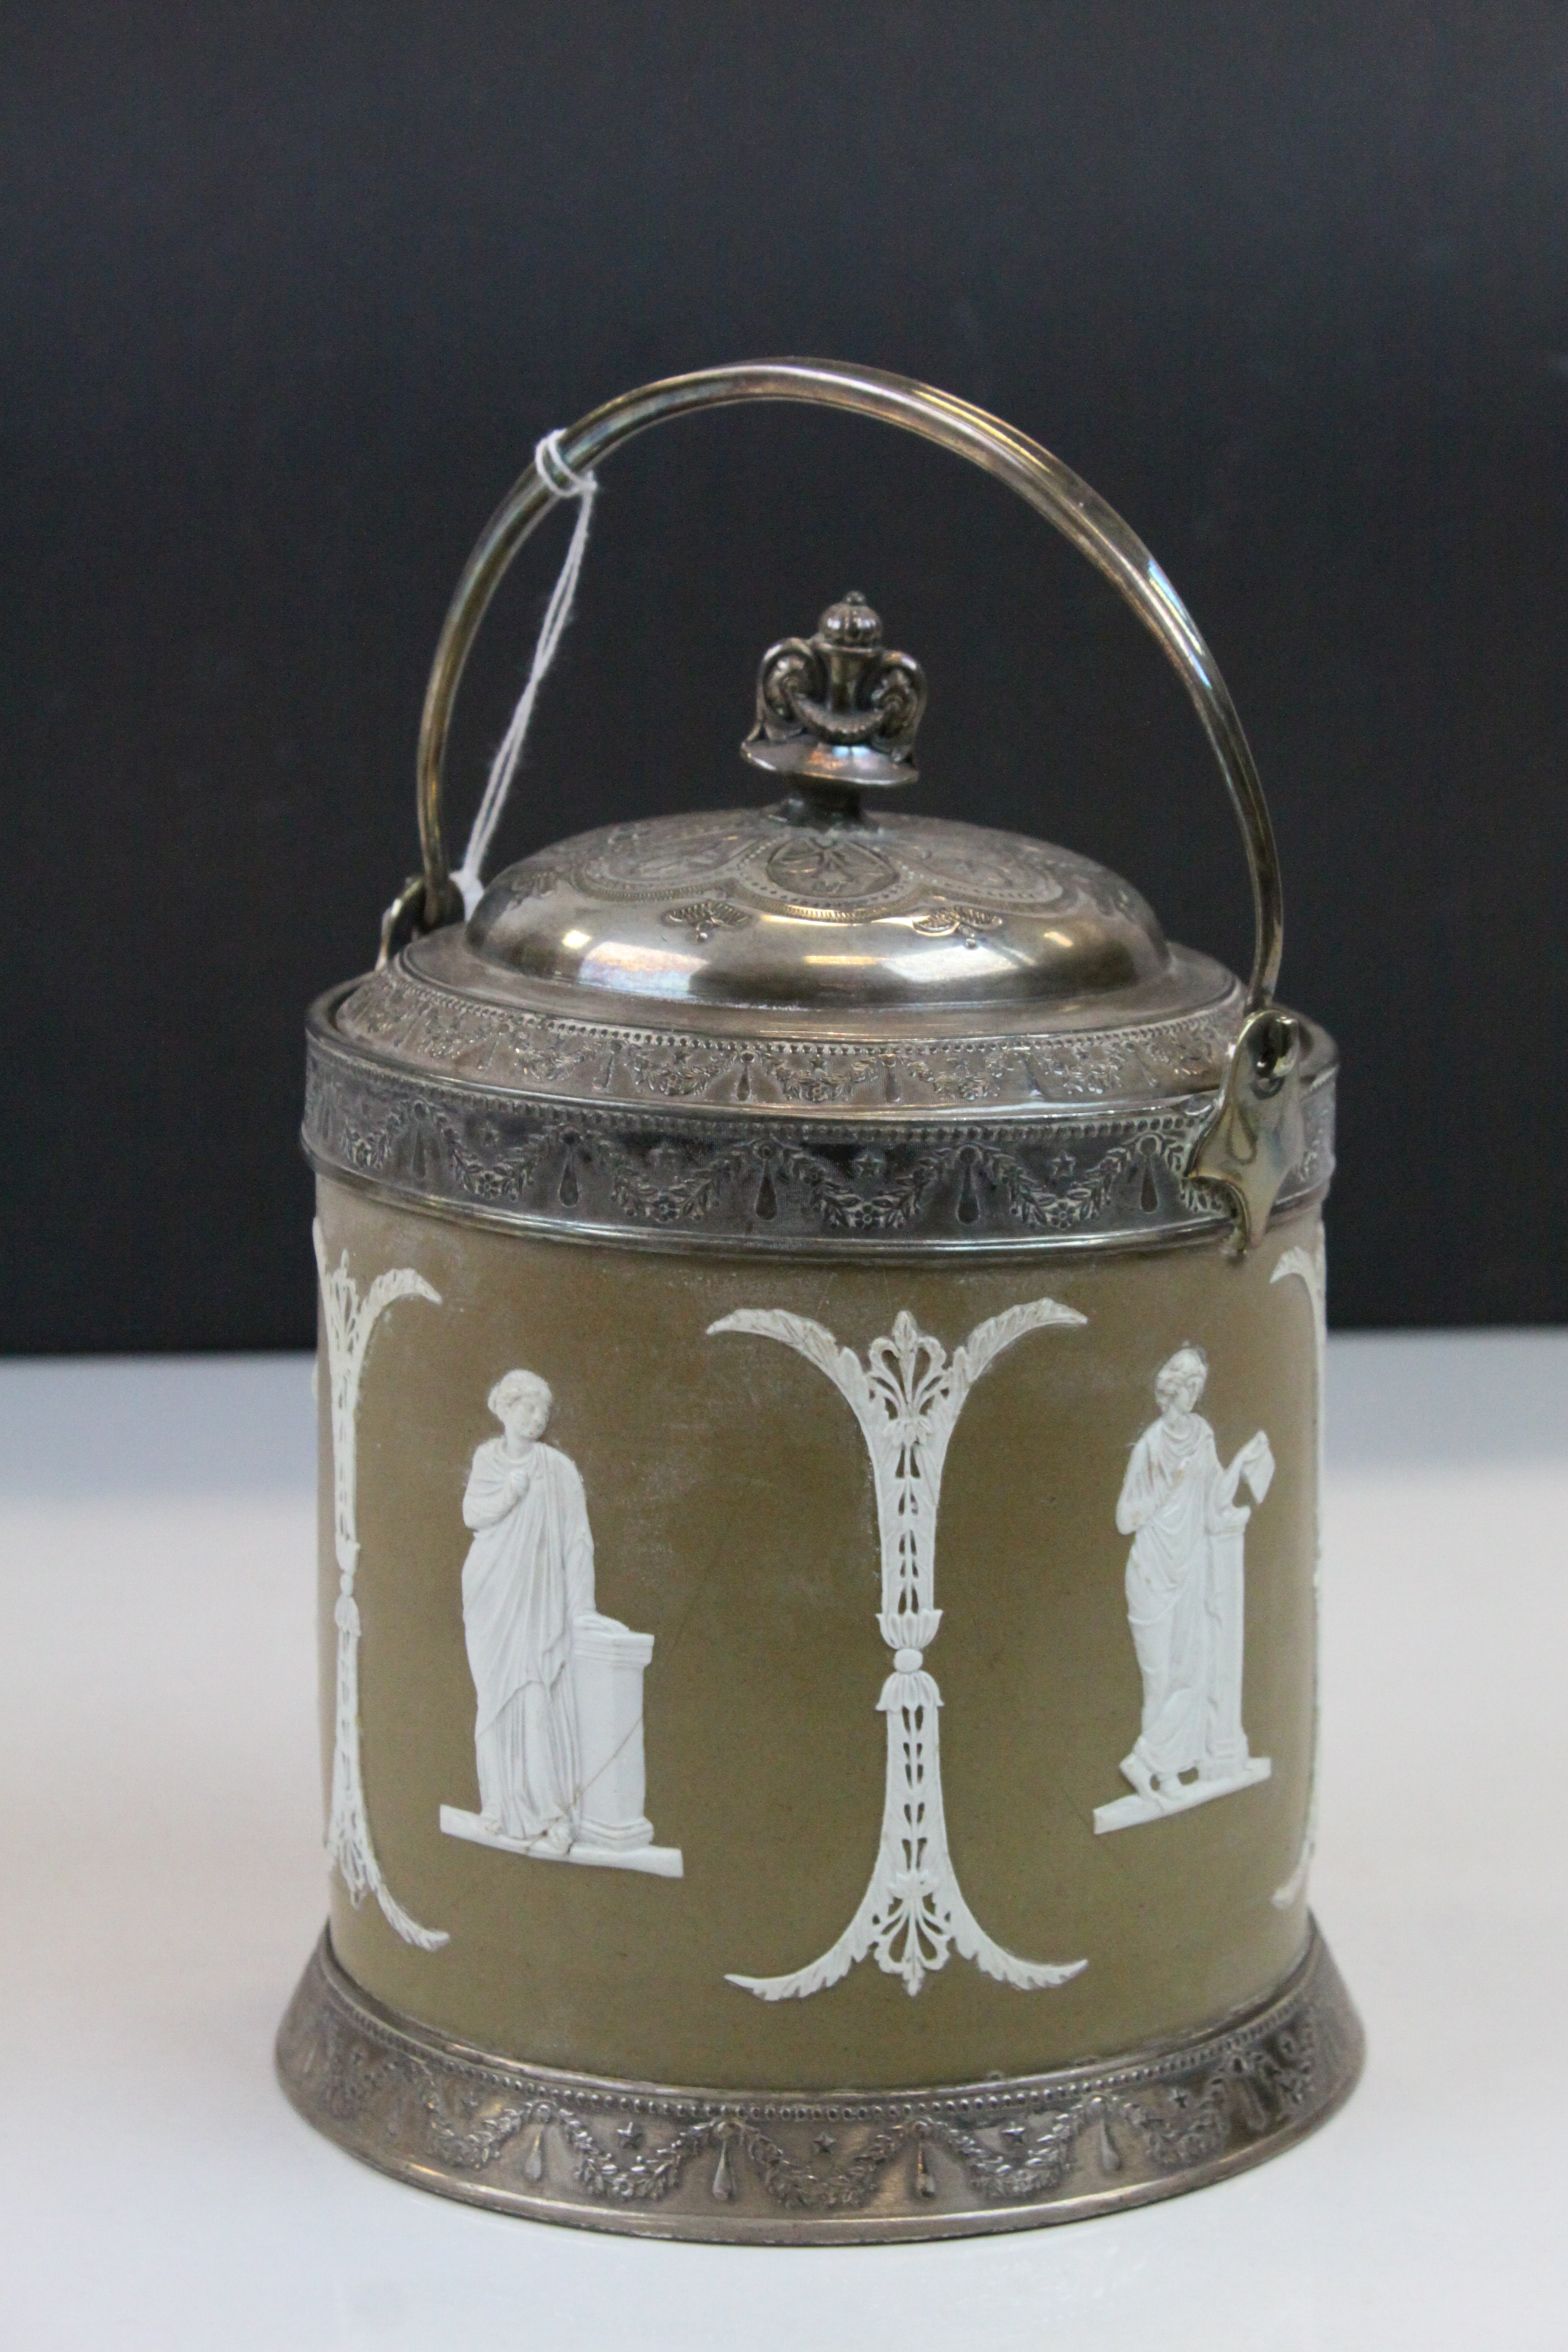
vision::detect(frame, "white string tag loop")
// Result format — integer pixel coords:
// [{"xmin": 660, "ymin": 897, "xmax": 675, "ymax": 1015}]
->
[{"xmin": 451, "ymin": 430, "xmax": 599, "ymax": 916}]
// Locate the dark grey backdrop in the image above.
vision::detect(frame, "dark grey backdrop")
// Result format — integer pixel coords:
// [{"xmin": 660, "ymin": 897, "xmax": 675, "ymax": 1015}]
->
[{"xmin": 8, "ymin": 3, "xmax": 1566, "ymax": 1350}]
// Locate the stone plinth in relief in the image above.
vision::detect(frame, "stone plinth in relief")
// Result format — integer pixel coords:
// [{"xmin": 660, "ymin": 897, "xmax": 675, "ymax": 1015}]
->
[{"xmin": 440, "ymin": 1368, "xmax": 682, "ymax": 1879}]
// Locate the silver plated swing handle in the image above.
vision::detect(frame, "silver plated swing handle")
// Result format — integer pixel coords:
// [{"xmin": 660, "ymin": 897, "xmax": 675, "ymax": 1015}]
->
[
  {"xmin": 401, "ymin": 359, "xmax": 1298, "ymax": 1244},
  {"xmin": 407, "ymin": 358, "xmax": 1284, "ymax": 1010}
]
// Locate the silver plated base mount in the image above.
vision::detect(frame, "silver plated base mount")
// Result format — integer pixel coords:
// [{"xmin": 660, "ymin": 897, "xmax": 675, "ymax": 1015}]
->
[{"xmin": 276, "ymin": 1927, "xmax": 1361, "ymax": 2244}]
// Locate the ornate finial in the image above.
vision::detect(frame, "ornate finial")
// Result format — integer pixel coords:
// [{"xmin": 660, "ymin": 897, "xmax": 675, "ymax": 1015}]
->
[{"xmin": 743, "ymin": 593, "xmax": 926, "ymax": 819}]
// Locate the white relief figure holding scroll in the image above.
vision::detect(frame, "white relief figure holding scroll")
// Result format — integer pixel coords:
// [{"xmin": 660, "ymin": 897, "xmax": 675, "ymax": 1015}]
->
[
  {"xmin": 1094, "ymin": 1345, "xmax": 1275, "ymax": 1834},
  {"xmin": 440, "ymin": 1371, "xmax": 683, "ymax": 1878}
]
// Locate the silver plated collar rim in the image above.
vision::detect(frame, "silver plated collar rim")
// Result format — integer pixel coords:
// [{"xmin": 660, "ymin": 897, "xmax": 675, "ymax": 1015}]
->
[{"xmin": 303, "ymin": 1014, "xmax": 1334, "ymax": 1254}]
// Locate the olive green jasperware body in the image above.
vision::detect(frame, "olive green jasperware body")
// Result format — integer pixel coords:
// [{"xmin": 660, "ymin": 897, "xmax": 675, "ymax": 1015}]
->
[
  {"xmin": 319, "ymin": 1175, "xmax": 1318, "ymax": 2094},
  {"xmin": 283, "ymin": 363, "xmax": 1358, "ymax": 2235}
]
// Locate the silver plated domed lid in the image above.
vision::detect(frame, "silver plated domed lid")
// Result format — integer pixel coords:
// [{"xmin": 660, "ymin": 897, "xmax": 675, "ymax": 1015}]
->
[
  {"xmin": 305, "ymin": 363, "xmax": 1335, "ymax": 1256},
  {"xmin": 458, "ymin": 593, "xmax": 1211, "ymax": 1024},
  {"xmin": 451, "ymin": 588, "xmax": 1222, "ymax": 1030}
]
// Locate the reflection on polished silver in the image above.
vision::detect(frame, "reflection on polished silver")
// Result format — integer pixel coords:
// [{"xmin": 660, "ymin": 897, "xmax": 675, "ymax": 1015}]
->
[
  {"xmin": 304, "ymin": 1008, "xmax": 1334, "ymax": 1253},
  {"xmin": 406, "ymin": 362, "xmax": 1284, "ymax": 1018},
  {"xmin": 339, "ymin": 955, "xmax": 1254, "ymax": 1111},
  {"xmin": 1190, "ymin": 1004, "xmax": 1308, "ymax": 1248},
  {"xmin": 276, "ymin": 1927, "xmax": 1361, "ymax": 2243},
  {"xmin": 464, "ymin": 802, "xmax": 1172, "ymax": 1012},
  {"xmin": 359, "ymin": 357, "xmax": 1325, "ymax": 1260}
]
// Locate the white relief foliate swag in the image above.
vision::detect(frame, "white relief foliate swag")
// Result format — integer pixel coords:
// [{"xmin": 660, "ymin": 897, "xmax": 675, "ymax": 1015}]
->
[
  {"xmin": 711, "ymin": 1301, "xmax": 1089, "ymax": 2000},
  {"xmin": 1270, "ymin": 1231, "xmax": 1327, "ymax": 1908},
  {"xmin": 314, "ymin": 1220, "xmax": 449, "ymax": 1950},
  {"xmin": 1094, "ymin": 1344, "xmax": 1274, "ymax": 1835},
  {"xmin": 439, "ymin": 1368, "xmax": 682, "ymax": 1878}
]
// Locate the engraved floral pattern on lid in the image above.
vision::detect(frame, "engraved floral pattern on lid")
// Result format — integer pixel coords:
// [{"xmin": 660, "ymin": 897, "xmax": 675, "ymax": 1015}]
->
[
  {"xmin": 461, "ymin": 594, "xmax": 1176, "ymax": 1015},
  {"xmin": 319, "ymin": 584, "xmax": 1338, "ymax": 1239},
  {"xmin": 467, "ymin": 803, "xmax": 1171, "ymax": 1012},
  {"xmin": 334, "ymin": 954, "xmax": 1255, "ymax": 1114}
]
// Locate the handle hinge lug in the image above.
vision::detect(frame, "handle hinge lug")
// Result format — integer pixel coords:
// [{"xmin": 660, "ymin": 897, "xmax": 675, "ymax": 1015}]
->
[
  {"xmin": 1188, "ymin": 1007, "xmax": 1306, "ymax": 1248},
  {"xmin": 378, "ymin": 872, "xmax": 463, "ymax": 969}
]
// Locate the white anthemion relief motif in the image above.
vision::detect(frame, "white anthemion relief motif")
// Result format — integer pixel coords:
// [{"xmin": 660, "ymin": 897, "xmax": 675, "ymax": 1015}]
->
[
  {"xmin": 315, "ymin": 1220, "xmax": 449, "ymax": 1950},
  {"xmin": 1270, "ymin": 1231, "xmax": 1327, "ymax": 1908},
  {"xmin": 710, "ymin": 1301, "xmax": 1088, "ymax": 1999},
  {"xmin": 439, "ymin": 1369, "xmax": 682, "ymax": 1879},
  {"xmin": 1094, "ymin": 1345, "xmax": 1275, "ymax": 1834}
]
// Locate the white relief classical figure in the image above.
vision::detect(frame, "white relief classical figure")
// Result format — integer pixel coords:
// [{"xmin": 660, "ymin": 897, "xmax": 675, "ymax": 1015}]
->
[
  {"xmin": 1094, "ymin": 1345, "xmax": 1275, "ymax": 1834},
  {"xmin": 315, "ymin": 1219, "xmax": 449, "ymax": 1950},
  {"xmin": 711, "ymin": 1301, "xmax": 1088, "ymax": 1999},
  {"xmin": 1271, "ymin": 1233, "xmax": 1327, "ymax": 1907},
  {"xmin": 440, "ymin": 1371, "xmax": 682, "ymax": 1878}
]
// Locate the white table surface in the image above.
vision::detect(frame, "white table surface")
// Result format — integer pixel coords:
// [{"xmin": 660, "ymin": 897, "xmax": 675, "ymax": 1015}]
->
[{"xmin": 2, "ymin": 1331, "xmax": 1564, "ymax": 2351}]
